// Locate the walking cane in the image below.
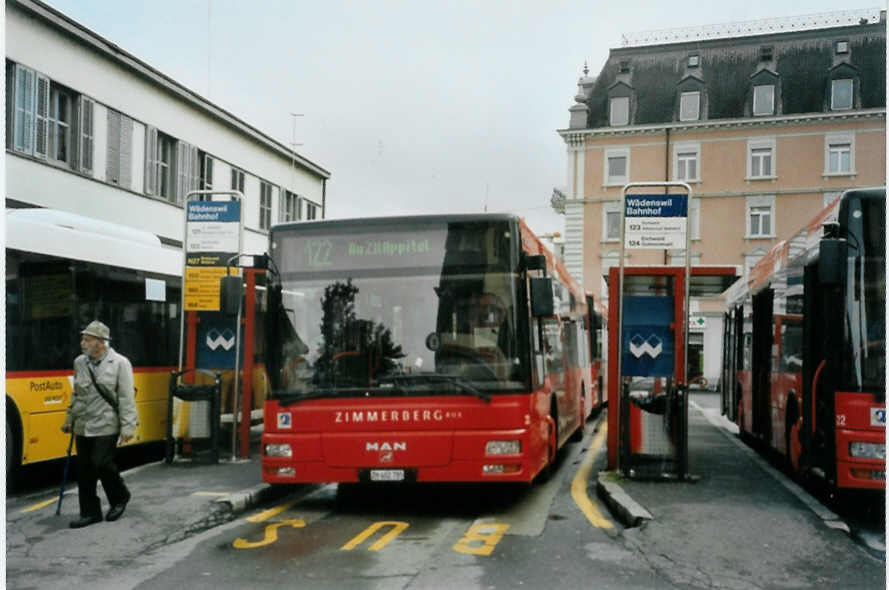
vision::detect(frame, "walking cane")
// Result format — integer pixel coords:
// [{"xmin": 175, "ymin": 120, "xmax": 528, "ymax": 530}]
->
[{"xmin": 56, "ymin": 425, "xmax": 75, "ymax": 515}]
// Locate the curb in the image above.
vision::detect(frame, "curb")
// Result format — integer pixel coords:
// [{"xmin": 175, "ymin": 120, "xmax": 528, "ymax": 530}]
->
[
  {"xmin": 596, "ymin": 472, "xmax": 653, "ymax": 528},
  {"xmin": 215, "ymin": 483, "xmax": 284, "ymax": 515}
]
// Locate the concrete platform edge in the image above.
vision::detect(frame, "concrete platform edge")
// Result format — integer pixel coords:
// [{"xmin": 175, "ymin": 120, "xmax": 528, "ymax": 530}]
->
[{"xmin": 596, "ymin": 472, "xmax": 653, "ymax": 528}]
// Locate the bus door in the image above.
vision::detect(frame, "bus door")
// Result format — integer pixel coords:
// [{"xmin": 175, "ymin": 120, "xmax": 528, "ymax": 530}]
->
[
  {"xmin": 751, "ymin": 289, "xmax": 773, "ymax": 444},
  {"xmin": 802, "ymin": 263, "xmax": 836, "ymax": 479}
]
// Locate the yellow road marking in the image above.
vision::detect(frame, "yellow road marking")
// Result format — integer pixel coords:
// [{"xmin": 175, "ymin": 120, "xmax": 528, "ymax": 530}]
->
[
  {"xmin": 453, "ymin": 522, "xmax": 510, "ymax": 556},
  {"xmin": 233, "ymin": 519, "xmax": 306, "ymax": 549},
  {"xmin": 246, "ymin": 499, "xmax": 300, "ymax": 523},
  {"xmin": 571, "ymin": 423, "xmax": 614, "ymax": 529},
  {"xmin": 341, "ymin": 521, "xmax": 409, "ymax": 551},
  {"xmin": 21, "ymin": 497, "xmax": 60, "ymax": 513}
]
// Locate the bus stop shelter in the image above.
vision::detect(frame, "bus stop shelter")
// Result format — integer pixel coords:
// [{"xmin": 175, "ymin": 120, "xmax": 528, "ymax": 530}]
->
[{"xmin": 606, "ymin": 265, "xmax": 737, "ymax": 480}]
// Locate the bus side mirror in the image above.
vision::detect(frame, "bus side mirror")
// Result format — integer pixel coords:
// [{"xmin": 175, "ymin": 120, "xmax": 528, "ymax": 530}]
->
[
  {"xmin": 219, "ymin": 275, "xmax": 243, "ymax": 315},
  {"xmin": 524, "ymin": 254, "xmax": 546, "ymax": 272},
  {"xmin": 530, "ymin": 278, "xmax": 554, "ymax": 317},
  {"xmin": 818, "ymin": 238, "xmax": 847, "ymax": 286}
]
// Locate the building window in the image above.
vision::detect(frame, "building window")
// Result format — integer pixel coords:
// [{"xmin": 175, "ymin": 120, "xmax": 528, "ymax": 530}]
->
[
  {"xmin": 47, "ymin": 84, "xmax": 76, "ymax": 165},
  {"xmin": 8, "ymin": 63, "xmax": 94, "ymax": 168},
  {"xmin": 201, "ymin": 153, "xmax": 213, "ymax": 190},
  {"xmin": 745, "ymin": 195, "xmax": 775, "ymax": 239},
  {"xmin": 604, "ymin": 148, "xmax": 629, "ymax": 186},
  {"xmin": 750, "ymin": 148, "xmax": 772, "ymax": 178},
  {"xmin": 747, "ymin": 138, "xmax": 776, "ymax": 179},
  {"xmin": 146, "ymin": 128, "xmax": 177, "ymax": 202},
  {"xmin": 602, "ymin": 201, "xmax": 621, "ymax": 242},
  {"xmin": 609, "ymin": 97, "xmax": 629, "ymax": 126},
  {"xmin": 687, "ymin": 55, "xmax": 699, "ymax": 68},
  {"xmin": 831, "ymin": 79, "xmax": 853, "ymax": 110},
  {"xmin": 231, "ymin": 167, "xmax": 245, "ymax": 194},
  {"xmin": 679, "ymin": 91, "xmax": 700, "ymax": 122},
  {"xmin": 672, "ymin": 142, "xmax": 700, "ymax": 182},
  {"xmin": 280, "ymin": 189, "xmax": 298, "ymax": 222},
  {"xmin": 260, "ymin": 181, "xmax": 273, "ymax": 230},
  {"xmin": 305, "ymin": 201, "xmax": 319, "ymax": 220},
  {"xmin": 835, "ymin": 40, "xmax": 849, "ymax": 54},
  {"xmin": 824, "ymin": 134, "xmax": 854, "ymax": 175},
  {"xmin": 753, "ymin": 85, "xmax": 774, "ymax": 116}
]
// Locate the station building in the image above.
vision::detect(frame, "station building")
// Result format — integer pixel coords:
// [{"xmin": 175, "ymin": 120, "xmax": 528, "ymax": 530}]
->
[
  {"xmin": 554, "ymin": 9, "xmax": 886, "ymax": 387},
  {"xmin": 5, "ymin": 0, "xmax": 331, "ymax": 256}
]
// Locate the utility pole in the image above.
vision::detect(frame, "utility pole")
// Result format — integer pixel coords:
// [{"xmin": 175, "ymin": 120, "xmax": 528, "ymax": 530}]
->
[{"xmin": 290, "ymin": 113, "xmax": 303, "ymax": 220}]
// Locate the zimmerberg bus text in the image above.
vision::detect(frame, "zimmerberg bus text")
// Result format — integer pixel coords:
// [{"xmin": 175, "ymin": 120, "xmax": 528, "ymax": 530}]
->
[{"xmin": 335, "ymin": 409, "xmax": 445, "ymax": 423}]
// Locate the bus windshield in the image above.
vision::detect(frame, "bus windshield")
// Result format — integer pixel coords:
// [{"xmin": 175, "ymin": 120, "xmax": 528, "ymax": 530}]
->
[
  {"xmin": 843, "ymin": 195, "xmax": 886, "ymax": 393},
  {"xmin": 268, "ymin": 219, "xmax": 529, "ymax": 399}
]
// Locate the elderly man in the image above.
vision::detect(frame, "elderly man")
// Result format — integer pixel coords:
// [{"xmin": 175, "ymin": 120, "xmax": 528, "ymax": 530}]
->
[{"xmin": 62, "ymin": 320, "xmax": 138, "ymax": 528}]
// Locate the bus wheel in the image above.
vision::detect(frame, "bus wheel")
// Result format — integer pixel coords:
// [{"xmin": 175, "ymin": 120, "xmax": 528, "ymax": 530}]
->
[
  {"xmin": 537, "ymin": 412, "xmax": 558, "ymax": 482},
  {"xmin": 569, "ymin": 394, "xmax": 584, "ymax": 442}
]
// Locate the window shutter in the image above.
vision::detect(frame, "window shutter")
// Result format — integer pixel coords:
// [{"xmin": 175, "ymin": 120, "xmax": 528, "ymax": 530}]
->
[
  {"xmin": 79, "ymin": 97, "xmax": 94, "ymax": 173},
  {"xmin": 34, "ymin": 74, "xmax": 49, "ymax": 158},
  {"xmin": 106, "ymin": 110, "xmax": 121, "ymax": 184},
  {"xmin": 145, "ymin": 126, "xmax": 158, "ymax": 195},
  {"xmin": 119, "ymin": 115, "xmax": 133, "ymax": 188},
  {"xmin": 13, "ymin": 64, "xmax": 35, "ymax": 154}
]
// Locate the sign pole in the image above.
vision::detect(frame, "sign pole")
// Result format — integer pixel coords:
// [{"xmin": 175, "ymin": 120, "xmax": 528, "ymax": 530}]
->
[{"xmin": 180, "ymin": 190, "xmax": 244, "ymax": 463}]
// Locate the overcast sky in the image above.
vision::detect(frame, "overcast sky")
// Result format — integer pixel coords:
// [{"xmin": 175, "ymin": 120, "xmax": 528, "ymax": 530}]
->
[{"xmin": 44, "ymin": 1, "xmax": 882, "ymax": 237}]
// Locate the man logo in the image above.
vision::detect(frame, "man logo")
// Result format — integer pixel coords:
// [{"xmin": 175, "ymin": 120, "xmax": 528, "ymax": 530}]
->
[
  {"xmin": 206, "ymin": 328, "xmax": 236, "ymax": 351},
  {"xmin": 365, "ymin": 442, "xmax": 407, "ymax": 452}
]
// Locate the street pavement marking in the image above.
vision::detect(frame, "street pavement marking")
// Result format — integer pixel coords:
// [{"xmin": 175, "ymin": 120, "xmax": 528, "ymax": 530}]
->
[
  {"xmin": 21, "ymin": 497, "xmax": 61, "ymax": 513},
  {"xmin": 453, "ymin": 522, "xmax": 510, "ymax": 556},
  {"xmin": 233, "ymin": 519, "xmax": 306, "ymax": 549},
  {"xmin": 246, "ymin": 499, "xmax": 301, "ymax": 523},
  {"xmin": 571, "ymin": 423, "xmax": 614, "ymax": 529},
  {"xmin": 341, "ymin": 521, "xmax": 409, "ymax": 551}
]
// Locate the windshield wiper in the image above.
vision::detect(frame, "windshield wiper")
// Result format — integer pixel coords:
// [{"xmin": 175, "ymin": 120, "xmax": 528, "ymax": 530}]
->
[{"xmin": 378, "ymin": 373, "xmax": 492, "ymax": 403}]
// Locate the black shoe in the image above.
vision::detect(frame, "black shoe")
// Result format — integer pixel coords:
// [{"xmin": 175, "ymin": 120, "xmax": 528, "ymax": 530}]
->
[
  {"xmin": 105, "ymin": 501, "xmax": 128, "ymax": 522},
  {"xmin": 70, "ymin": 514, "xmax": 102, "ymax": 528}
]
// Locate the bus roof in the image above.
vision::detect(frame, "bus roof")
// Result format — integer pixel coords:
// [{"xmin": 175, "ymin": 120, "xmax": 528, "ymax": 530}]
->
[
  {"xmin": 271, "ymin": 212, "xmax": 522, "ymax": 233},
  {"xmin": 6, "ymin": 208, "xmax": 182, "ymax": 276}
]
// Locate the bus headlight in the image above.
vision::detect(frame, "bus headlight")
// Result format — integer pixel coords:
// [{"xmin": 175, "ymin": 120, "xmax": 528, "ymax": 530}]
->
[
  {"xmin": 849, "ymin": 442, "xmax": 885, "ymax": 460},
  {"xmin": 486, "ymin": 440, "xmax": 521, "ymax": 455},
  {"xmin": 265, "ymin": 443, "xmax": 293, "ymax": 457}
]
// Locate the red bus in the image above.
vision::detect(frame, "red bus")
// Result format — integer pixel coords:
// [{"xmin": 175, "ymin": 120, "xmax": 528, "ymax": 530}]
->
[
  {"xmin": 260, "ymin": 214, "xmax": 604, "ymax": 484},
  {"xmin": 722, "ymin": 188, "xmax": 885, "ymax": 491}
]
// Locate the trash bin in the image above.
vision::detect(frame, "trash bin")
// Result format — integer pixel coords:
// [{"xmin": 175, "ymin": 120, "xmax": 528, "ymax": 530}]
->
[{"xmin": 166, "ymin": 369, "xmax": 222, "ymax": 464}]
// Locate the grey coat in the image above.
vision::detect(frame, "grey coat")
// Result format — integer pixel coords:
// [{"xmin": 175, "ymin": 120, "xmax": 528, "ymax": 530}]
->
[{"xmin": 65, "ymin": 347, "xmax": 139, "ymax": 438}]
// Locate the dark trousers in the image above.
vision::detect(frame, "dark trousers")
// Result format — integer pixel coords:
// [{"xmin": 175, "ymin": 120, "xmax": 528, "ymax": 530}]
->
[{"xmin": 75, "ymin": 434, "xmax": 130, "ymax": 518}]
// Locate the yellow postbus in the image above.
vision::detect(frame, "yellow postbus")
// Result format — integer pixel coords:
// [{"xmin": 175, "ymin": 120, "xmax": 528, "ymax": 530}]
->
[{"xmin": 6, "ymin": 208, "xmax": 182, "ymax": 483}]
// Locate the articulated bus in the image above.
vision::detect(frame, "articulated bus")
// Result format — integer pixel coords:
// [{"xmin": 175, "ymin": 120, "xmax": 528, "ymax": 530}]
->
[
  {"xmin": 261, "ymin": 214, "xmax": 604, "ymax": 484},
  {"xmin": 722, "ymin": 188, "xmax": 885, "ymax": 491},
  {"xmin": 5, "ymin": 209, "xmax": 182, "ymax": 482}
]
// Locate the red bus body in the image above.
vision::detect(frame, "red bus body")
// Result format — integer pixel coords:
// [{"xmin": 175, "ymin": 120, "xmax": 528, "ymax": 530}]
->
[
  {"xmin": 723, "ymin": 188, "xmax": 885, "ymax": 491},
  {"xmin": 261, "ymin": 214, "xmax": 603, "ymax": 484}
]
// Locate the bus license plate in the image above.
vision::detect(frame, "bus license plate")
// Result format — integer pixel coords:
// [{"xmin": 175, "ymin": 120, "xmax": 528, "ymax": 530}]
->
[
  {"xmin": 370, "ymin": 469, "xmax": 405, "ymax": 482},
  {"xmin": 871, "ymin": 408, "xmax": 886, "ymax": 427}
]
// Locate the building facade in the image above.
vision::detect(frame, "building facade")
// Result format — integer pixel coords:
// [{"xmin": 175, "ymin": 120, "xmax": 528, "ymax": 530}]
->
[
  {"xmin": 553, "ymin": 9, "xmax": 886, "ymax": 386},
  {"xmin": 5, "ymin": 0, "xmax": 330, "ymax": 255}
]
